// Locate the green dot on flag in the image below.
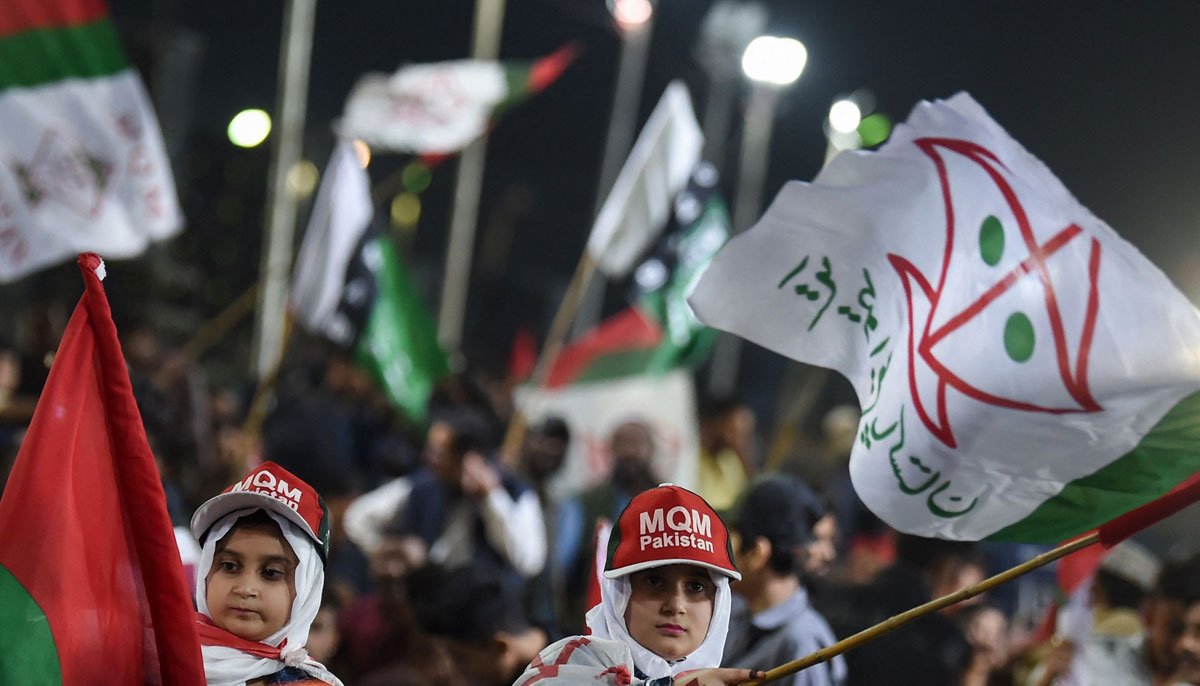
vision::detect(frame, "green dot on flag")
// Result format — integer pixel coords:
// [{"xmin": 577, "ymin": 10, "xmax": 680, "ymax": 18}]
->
[
  {"xmin": 980, "ymin": 215, "xmax": 1004, "ymax": 266},
  {"xmin": 1004, "ymin": 312, "xmax": 1035, "ymax": 362}
]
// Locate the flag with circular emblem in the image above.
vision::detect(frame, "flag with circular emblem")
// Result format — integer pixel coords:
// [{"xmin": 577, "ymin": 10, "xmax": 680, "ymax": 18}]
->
[{"xmin": 690, "ymin": 93, "xmax": 1200, "ymax": 542}]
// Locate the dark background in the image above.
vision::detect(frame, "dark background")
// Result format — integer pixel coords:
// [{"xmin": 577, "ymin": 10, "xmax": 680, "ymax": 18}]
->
[{"xmin": 5, "ymin": 0, "xmax": 1200, "ymax": 435}]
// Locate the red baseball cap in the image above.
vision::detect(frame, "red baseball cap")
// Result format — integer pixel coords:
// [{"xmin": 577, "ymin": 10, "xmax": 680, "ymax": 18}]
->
[
  {"xmin": 190, "ymin": 461, "xmax": 331, "ymax": 559},
  {"xmin": 605, "ymin": 484, "xmax": 739, "ymax": 581}
]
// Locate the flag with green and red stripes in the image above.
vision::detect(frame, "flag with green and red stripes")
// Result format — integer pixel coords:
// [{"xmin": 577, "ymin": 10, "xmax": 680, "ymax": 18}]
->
[
  {"xmin": 546, "ymin": 162, "xmax": 730, "ymax": 388},
  {"xmin": 0, "ymin": 254, "xmax": 203, "ymax": 684},
  {"xmin": 691, "ymin": 92, "xmax": 1200, "ymax": 543},
  {"xmin": 0, "ymin": 0, "xmax": 181, "ymax": 283},
  {"xmin": 336, "ymin": 44, "xmax": 577, "ymax": 154}
]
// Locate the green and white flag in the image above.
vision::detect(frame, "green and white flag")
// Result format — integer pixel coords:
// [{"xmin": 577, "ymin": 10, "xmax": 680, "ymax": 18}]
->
[
  {"xmin": 690, "ymin": 93, "xmax": 1200, "ymax": 543},
  {"xmin": 0, "ymin": 0, "xmax": 180, "ymax": 282},
  {"xmin": 291, "ymin": 142, "xmax": 448, "ymax": 423}
]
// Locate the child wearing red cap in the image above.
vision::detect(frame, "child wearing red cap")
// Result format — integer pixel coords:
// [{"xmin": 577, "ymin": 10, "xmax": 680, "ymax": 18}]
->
[
  {"xmin": 190, "ymin": 462, "xmax": 344, "ymax": 686},
  {"xmin": 515, "ymin": 484, "xmax": 766, "ymax": 686}
]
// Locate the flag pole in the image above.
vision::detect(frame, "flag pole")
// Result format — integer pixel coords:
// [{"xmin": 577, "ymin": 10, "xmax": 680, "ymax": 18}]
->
[
  {"xmin": 746, "ymin": 532, "xmax": 1101, "ymax": 685},
  {"xmin": 749, "ymin": 473, "xmax": 1200, "ymax": 685},
  {"xmin": 181, "ymin": 280, "xmax": 262, "ymax": 362},
  {"xmin": 499, "ymin": 252, "xmax": 598, "ymax": 463}
]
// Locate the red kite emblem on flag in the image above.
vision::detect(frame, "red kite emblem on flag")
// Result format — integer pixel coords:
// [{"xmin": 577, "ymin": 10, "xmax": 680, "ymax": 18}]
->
[{"xmin": 887, "ymin": 138, "xmax": 1103, "ymax": 449}]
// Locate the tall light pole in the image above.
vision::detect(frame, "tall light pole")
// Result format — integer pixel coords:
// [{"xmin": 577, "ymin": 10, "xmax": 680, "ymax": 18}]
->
[
  {"xmin": 708, "ymin": 35, "xmax": 807, "ymax": 394},
  {"xmin": 695, "ymin": 1, "xmax": 767, "ymax": 174},
  {"xmin": 824, "ymin": 95, "xmax": 863, "ymax": 164},
  {"xmin": 436, "ymin": 0, "xmax": 507, "ymax": 352}
]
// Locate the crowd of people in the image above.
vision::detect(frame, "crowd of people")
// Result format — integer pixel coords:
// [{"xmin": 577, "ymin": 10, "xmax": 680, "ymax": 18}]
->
[{"xmin": 2, "ymin": 323, "xmax": 1200, "ymax": 686}]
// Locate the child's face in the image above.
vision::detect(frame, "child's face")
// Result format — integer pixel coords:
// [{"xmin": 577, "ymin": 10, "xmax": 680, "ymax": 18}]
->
[
  {"xmin": 205, "ymin": 524, "xmax": 299, "ymax": 641},
  {"xmin": 623, "ymin": 564, "xmax": 716, "ymax": 661}
]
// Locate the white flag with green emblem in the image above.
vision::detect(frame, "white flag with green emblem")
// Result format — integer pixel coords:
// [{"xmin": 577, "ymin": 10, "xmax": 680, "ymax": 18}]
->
[
  {"xmin": 690, "ymin": 93, "xmax": 1200, "ymax": 543},
  {"xmin": 0, "ymin": 0, "xmax": 181, "ymax": 283}
]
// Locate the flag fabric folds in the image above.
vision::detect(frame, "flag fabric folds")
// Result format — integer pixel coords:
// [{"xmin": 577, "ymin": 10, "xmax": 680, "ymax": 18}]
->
[
  {"xmin": 0, "ymin": 253, "xmax": 204, "ymax": 685},
  {"xmin": 0, "ymin": 0, "xmax": 181, "ymax": 283},
  {"xmin": 690, "ymin": 93, "xmax": 1200, "ymax": 543},
  {"xmin": 336, "ymin": 44, "xmax": 576, "ymax": 155},
  {"xmin": 585, "ymin": 80, "xmax": 704, "ymax": 279},
  {"xmin": 546, "ymin": 161, "xmax": 731, "ymax": 388},
  {"xmin": 290, "ymin": 143, "xmax": 448, "ymax": 423}
]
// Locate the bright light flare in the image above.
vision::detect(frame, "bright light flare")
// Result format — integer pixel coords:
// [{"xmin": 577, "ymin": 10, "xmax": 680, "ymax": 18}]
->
[
  {"xmin": 286, "ymin": 160, "xmax": 319, "ymax": 198},
  {"xmin": 829, "ymin": 99, "xmax": 862, "ymax": 134},
  {"xmin": 741, "ymin": 36, "xmax": 807, "ymax": 86},
  {"xmin": 391, "ymin": 192, "xmax": 421, "ymax": 228},
  {"xmin": 610, "ymin": 0, "xmax": 653, "ymax": 29},
  {"xmin": 227, "ymin": 109, "xmax": 271, "ymax": 148},
  {"xmin": 352, "ymin": 139, "xmax": 371, "ymax": 168}
]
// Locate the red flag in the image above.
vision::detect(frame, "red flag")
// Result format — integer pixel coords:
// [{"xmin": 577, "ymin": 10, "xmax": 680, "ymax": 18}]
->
[
  {"xmin": 0, "ymin": 254, "xmax": 204, "ymax": 684},
  {"xmin": 508, "ymin": 325, "xmax": 538, "ymax": 383},
  {"xmin": 582, "ymin": 517, "xmax": 613, "ymax": 633}
]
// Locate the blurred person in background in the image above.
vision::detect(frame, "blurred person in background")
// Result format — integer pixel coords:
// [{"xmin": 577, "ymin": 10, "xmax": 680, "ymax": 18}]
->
[
  {"xmin": 696, "ymin": 394, "xmax": 756, "ymax": 513},
  {"xmin": 822, "ymin": 534, "xmax": 977, "ymax": 686},
  {"xmin": 561, "ymin": 417, "xmax": 662, "ymax": 627},
  {"xmin": 307, "ymin": 589, "xmax": 344, "ymax": 669},
  {"xmin": 343, "ymin": 527, "xmax": 457, "ymax": 684},
  {"xmin": 410, "ymin": 563, "xmax": 548, "ymax": 686},
  {"xmin": 342, "ymin": 407, "xmax": 545, "ymax": 584},
  {"xmin": 518, "ymin": 415, "xmax": 576, "ymax": 639},
  {"xmin": 1170, "ymin": 556, "xmax": 1200, "ymax": 686},
  {"xmin": 723, "ymin": 474, "xmax": 846, "ymax": 686},
  {"xmin": 957, "ymin": 604, "xmax": 1013, "ymax": 686},
  {"xmin": 1025, "ymin": 541, "xmax": 1159, "ymax": 686},
  {"xmin": 1143, "ymin": 553, "xmax": 1200, "ymax": 685}
]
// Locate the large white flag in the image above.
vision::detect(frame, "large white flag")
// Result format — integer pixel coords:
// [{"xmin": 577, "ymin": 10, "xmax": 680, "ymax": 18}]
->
[
  {"xmin": 0, "ymin": 1, "xmax": 180, "ymax": 282},
  {"xmin": 690, "ymin": 93, "xmax": 1200, "ymax": 542}
]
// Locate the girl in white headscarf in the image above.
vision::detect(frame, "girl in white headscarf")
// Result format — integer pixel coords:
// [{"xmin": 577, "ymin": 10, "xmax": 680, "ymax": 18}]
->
[
  {"xmin": 190, "ymin": 462, "xmax": 344, "ymax": 686},
  {"xmin": 514, "ymin": 484, "xmax": 765, "ymax": 686}
]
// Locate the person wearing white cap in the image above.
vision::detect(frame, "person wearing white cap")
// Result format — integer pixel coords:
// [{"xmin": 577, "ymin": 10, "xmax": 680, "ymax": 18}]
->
[
  {"xmin": 514, "ymin": 484, "xmax": 765, "ymax": 686},
  {"xmin": 190, "ymin": 461, "xmax": 343, "ymax": 686}
]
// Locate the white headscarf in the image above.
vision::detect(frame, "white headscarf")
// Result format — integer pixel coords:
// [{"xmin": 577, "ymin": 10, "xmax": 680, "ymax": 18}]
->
[
  {"xmin": 585, "ymin": 567, "xmax": 732, "ymax": 679},
  {"xmin": 195, "ymin": 508, "xmax": 343, "ymax": 686}
]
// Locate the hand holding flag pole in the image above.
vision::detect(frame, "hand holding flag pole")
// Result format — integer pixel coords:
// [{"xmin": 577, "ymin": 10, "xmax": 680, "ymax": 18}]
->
[{"xmin": 745, "ymin": 474, "xmax": 1200, "ymax": 685}]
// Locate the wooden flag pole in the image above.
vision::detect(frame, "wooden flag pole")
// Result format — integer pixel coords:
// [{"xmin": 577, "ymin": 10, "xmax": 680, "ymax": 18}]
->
[
  {"xmin": 499, "ymin": 252, "xmax": 598, "ymax": 464},
  {"xmin": 745, "ymin": 532, "xmax": 1101, "ymax": 686},
  {"xmin": 181, "ymin": 281, "xmax": 262, "ymax": 362},
  {"xmin": 747, "ymin": 473, "xmax": 1200, "ymax": 684}
]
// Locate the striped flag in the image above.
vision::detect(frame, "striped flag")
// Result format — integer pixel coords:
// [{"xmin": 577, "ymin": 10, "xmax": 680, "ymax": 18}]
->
[
  {"xmin": 513, "ymin": 157, "xmax": 730, "ymax": 499},
  {"xmin": 0, "ymin": 254, "xmax": 203, "ymax": 684},
  {"xmin": 691, "ymin": 93, "xmax": 1200, "ymax": 543},
  {"xmin": 0, "ymin": 0, "xmax": 181, "ymax": 283}
]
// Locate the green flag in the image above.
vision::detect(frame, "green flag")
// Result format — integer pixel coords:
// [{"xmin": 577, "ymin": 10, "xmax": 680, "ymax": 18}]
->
[{"xmin": 291, "ymin": 143, "xmax": 448, "ymax": 423}]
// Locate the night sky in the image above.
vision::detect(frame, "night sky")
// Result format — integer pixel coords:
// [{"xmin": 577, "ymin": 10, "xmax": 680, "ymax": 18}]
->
[{"xmin": 89, "ymin": 0, "xmax": 1200, "ymax": 421}]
